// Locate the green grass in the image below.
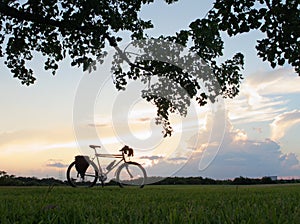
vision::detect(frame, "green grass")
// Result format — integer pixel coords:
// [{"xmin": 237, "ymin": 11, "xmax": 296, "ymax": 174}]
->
[{"xmin": 0, "ymin": 184, "xmax": 300, "ymax": 223}]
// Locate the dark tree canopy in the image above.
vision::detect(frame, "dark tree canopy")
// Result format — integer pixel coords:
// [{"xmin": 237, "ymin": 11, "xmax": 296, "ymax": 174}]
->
[{"xmin": 0, "ymin": 0, "xmax": 299, "ymax": 136}]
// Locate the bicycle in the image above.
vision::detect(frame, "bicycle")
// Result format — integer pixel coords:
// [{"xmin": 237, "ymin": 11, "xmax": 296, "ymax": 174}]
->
[{"xmin": 66, "ymin": 145, "xmax": 147, "ymax": 188}]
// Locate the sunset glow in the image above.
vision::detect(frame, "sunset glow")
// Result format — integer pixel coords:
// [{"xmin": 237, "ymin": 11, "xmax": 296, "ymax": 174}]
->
[{"xmin": 1, "ymin": 0, "xmax": 300, "ymax": 180}]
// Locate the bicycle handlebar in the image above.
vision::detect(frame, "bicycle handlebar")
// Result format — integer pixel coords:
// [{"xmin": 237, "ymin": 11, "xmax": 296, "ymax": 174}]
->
[{"xmin": 119, "ymin": 145, "xmax": 134, "ymax": 157}]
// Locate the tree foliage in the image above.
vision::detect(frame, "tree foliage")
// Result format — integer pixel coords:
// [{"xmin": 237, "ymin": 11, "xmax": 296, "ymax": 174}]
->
[
  {"xmin": 210, "ymin": 0, "xmax": 300, "ymax": 73},
  {"xmin": 0, "ymin": 0, "xmax": 299, "ymax": 136},
  {"xmin": 0, "ymin": 171, "xmax": 66, "ymax": 186}
]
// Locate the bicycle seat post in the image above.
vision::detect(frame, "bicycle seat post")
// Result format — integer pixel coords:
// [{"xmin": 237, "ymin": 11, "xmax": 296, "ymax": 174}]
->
[{"xmin": 89, "ymin": 145, "xmax": 100, "ymax": 155}]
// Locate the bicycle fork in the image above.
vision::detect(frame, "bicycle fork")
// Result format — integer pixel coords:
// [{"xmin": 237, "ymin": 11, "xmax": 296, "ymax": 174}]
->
[{"xmin": 125, "ymin": 164, "xmax": 134, "ymax": 178}]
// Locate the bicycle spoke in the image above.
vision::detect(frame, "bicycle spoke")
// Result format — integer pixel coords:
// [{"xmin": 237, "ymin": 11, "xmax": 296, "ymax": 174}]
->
[
  {"xmin": 116, "ymin": 162, "xmax": 147, "ymax": 188},
  {"xmin": 67, "ymin": 161, "xmax": 98, "ymax": 187}
]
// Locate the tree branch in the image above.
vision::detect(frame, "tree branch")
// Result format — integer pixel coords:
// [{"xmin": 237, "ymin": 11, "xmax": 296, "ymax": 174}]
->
[
  {"xmin": 0, "ymin": 2, "xmax": 142, "ymax": 66},
  {"xmin": 0, "ymin": 2, "xmax": 159, "ymax": 79},
  {"xmin": 0, "ymin": 2, "xmax": 65, "ymax": 29},
  {"xmin": 0, "ymin": 2, "xmax": 106, "ymax": 33}
]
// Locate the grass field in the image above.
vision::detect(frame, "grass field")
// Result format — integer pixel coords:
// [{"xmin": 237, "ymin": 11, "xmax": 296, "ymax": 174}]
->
[{"xmin": 0, "ymin": 184, "xmax": 300, "ymax": 223}]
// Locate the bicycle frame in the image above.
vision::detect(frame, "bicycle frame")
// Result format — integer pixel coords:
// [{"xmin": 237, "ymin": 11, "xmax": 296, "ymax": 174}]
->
[{"xmin": 89, "ymin": 145, "xmax": 128, "ymax": 178}]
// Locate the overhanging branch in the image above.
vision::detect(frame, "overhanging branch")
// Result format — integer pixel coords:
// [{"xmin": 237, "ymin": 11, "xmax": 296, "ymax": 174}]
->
[{"xmin": 0, "ymin": 2, "xmax": 167, "ymax": 80}]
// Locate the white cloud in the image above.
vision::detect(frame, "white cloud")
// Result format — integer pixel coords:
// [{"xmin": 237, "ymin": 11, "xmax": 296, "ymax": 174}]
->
[
  {"xmin": 46, "ymin": 159, "xmax": 68, "ymax": 168},
  {"xmin": 145, "ymin": 109, "xmax": 300, "ymax": 179},
  {"xmin": 226, "ymin": 68, "xmax": 299, "ymax": 125},
  {"xmin": 270, "ymin": 110, "xmax": 300, "ymax": 141},
  {"xmin": 280, "ymin": 153, "xmax": 300, "ymax": 171},
  {"xmin": 246, "ymin": 68, "xmax": 300, "ymax": 95},
  {"xmin": 227, "ymin": 96, "xmax": 286, "ymax": 123}
]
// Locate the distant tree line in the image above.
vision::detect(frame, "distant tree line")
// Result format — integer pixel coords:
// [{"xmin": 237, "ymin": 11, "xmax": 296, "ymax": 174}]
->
[
  {"xmin": 1, "ymin": 171, "xmax": 299, "ymax": 186},
  {"xmin": 149, "ymin": 176, "xmax": 300, "ymax": 185},
  {"xmin": 0, "ymin": 171, "xmax": 65, "ymax": 186}
]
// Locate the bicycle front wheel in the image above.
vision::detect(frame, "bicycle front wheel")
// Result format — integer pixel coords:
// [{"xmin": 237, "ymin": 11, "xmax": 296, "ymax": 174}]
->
[
  {"xmin": 116, "ymin": 162, "xmax": 147, "ymax": 188},
  {"xmin": 66, "ymin": 161, "xmax": 98, "ymax": 187}
]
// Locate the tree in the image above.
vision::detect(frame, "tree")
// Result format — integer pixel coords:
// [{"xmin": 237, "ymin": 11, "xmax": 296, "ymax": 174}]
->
[
  {"xmin": 0, "ymin": 0, "xmax": 299, "ymax": 136},
  {"xmin": 0, "ymin": 170, "xmax": 8, "ymax": 178}
]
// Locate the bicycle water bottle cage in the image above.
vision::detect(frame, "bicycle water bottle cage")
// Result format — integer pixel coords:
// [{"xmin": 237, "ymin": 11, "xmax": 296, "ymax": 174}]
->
[
  {"xmin": 106, "ymin": 160, "xmax": 116, "ymax": 171},
  {"xmin": 75, "ymin": 155, "xmax": 90, "ymax": 178}
]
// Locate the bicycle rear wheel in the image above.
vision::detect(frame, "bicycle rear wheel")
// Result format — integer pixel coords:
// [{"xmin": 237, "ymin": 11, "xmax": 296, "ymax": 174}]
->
[
  {"xmin": 66, "ymin": 161, "xmax": 98, "ymax": 187},
  {"xmin": 116, "ymin": 162, "xmax": 147, "ymax": 188}
]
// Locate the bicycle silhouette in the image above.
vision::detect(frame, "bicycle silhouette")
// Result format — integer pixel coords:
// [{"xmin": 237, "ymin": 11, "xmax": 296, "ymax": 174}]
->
[{"xmin": 66, "ymin": 145, "xmax": 147, "ymax": 188}]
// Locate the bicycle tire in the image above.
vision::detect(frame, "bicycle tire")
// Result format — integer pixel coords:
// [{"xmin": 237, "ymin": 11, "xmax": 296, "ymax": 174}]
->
[
  {"xmin": 66, "ymin": 161, "xmax": 98, "ymax": 187},
  {"xmin": 116, "ymin": 162, "xmax": 147, "ymax": 188}
]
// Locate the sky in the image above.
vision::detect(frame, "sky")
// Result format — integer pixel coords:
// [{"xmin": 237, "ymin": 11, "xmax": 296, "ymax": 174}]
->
[{"xmin": 0, "ymin": 0, "xmax": 300, "ymax": 180}]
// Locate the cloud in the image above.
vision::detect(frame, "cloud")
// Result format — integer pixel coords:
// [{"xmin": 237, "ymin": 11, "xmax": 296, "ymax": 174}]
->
[
  {"xmin": 46, "ymin": 160, "xmax": 68, "ymax": 168},
  {"xmin": 145, "ymin": 109, "xmax": 300, "ymax": 179},
  {"xmin": 280, "ymin": 153, "xmax": 300, "ymax": 170},
  {"xmin": 139, "ymin": 155, "xmax": 164, "ymax": 160},
  {"xmin": 168, "ymin": 157, "xmax": 188, "ymax": 161},
  {"xmin": 136, "ymin": 117, "xmax": 151, "ymax": 122},
  {"xmin": 167, "ymin": 137, "xmax": 299, "ymax": 179},
  {"xmin": 0, "ymin": 128, "xmax": 74, "ymax": 148},
  {"xmin": 270, "ymin": 110, "xmax": 300, "ymax": 141},
  {"xmin": 252, "ymin": 127, "xmax": 263, "ymax": 134},
  {"xmin": 87, "ymin": 123, "xmax": 109, "ymax": 128},
  {"xmin": 87, "ymin": 115, "xmax": 112, "ymax": 128},
  {"xmin": 246, "ymin": 68, "xmax": 300, "ymax": 95},
  {"xmin": 0, "ymin": 128, "xmax": 78, "ymax": 159},
  {"xmin": 226, "ymin": 68, "xmax": 299, "ymax": 125},
  {"xmin": 226, "ymin": 96, "xmax": 286, "ymax": 124}
]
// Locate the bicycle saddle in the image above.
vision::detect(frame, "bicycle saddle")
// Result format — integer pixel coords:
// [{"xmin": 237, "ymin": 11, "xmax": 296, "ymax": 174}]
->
[{"xmin": 89, "ymin": 145, "xmax": 101, "ymax": 149}]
